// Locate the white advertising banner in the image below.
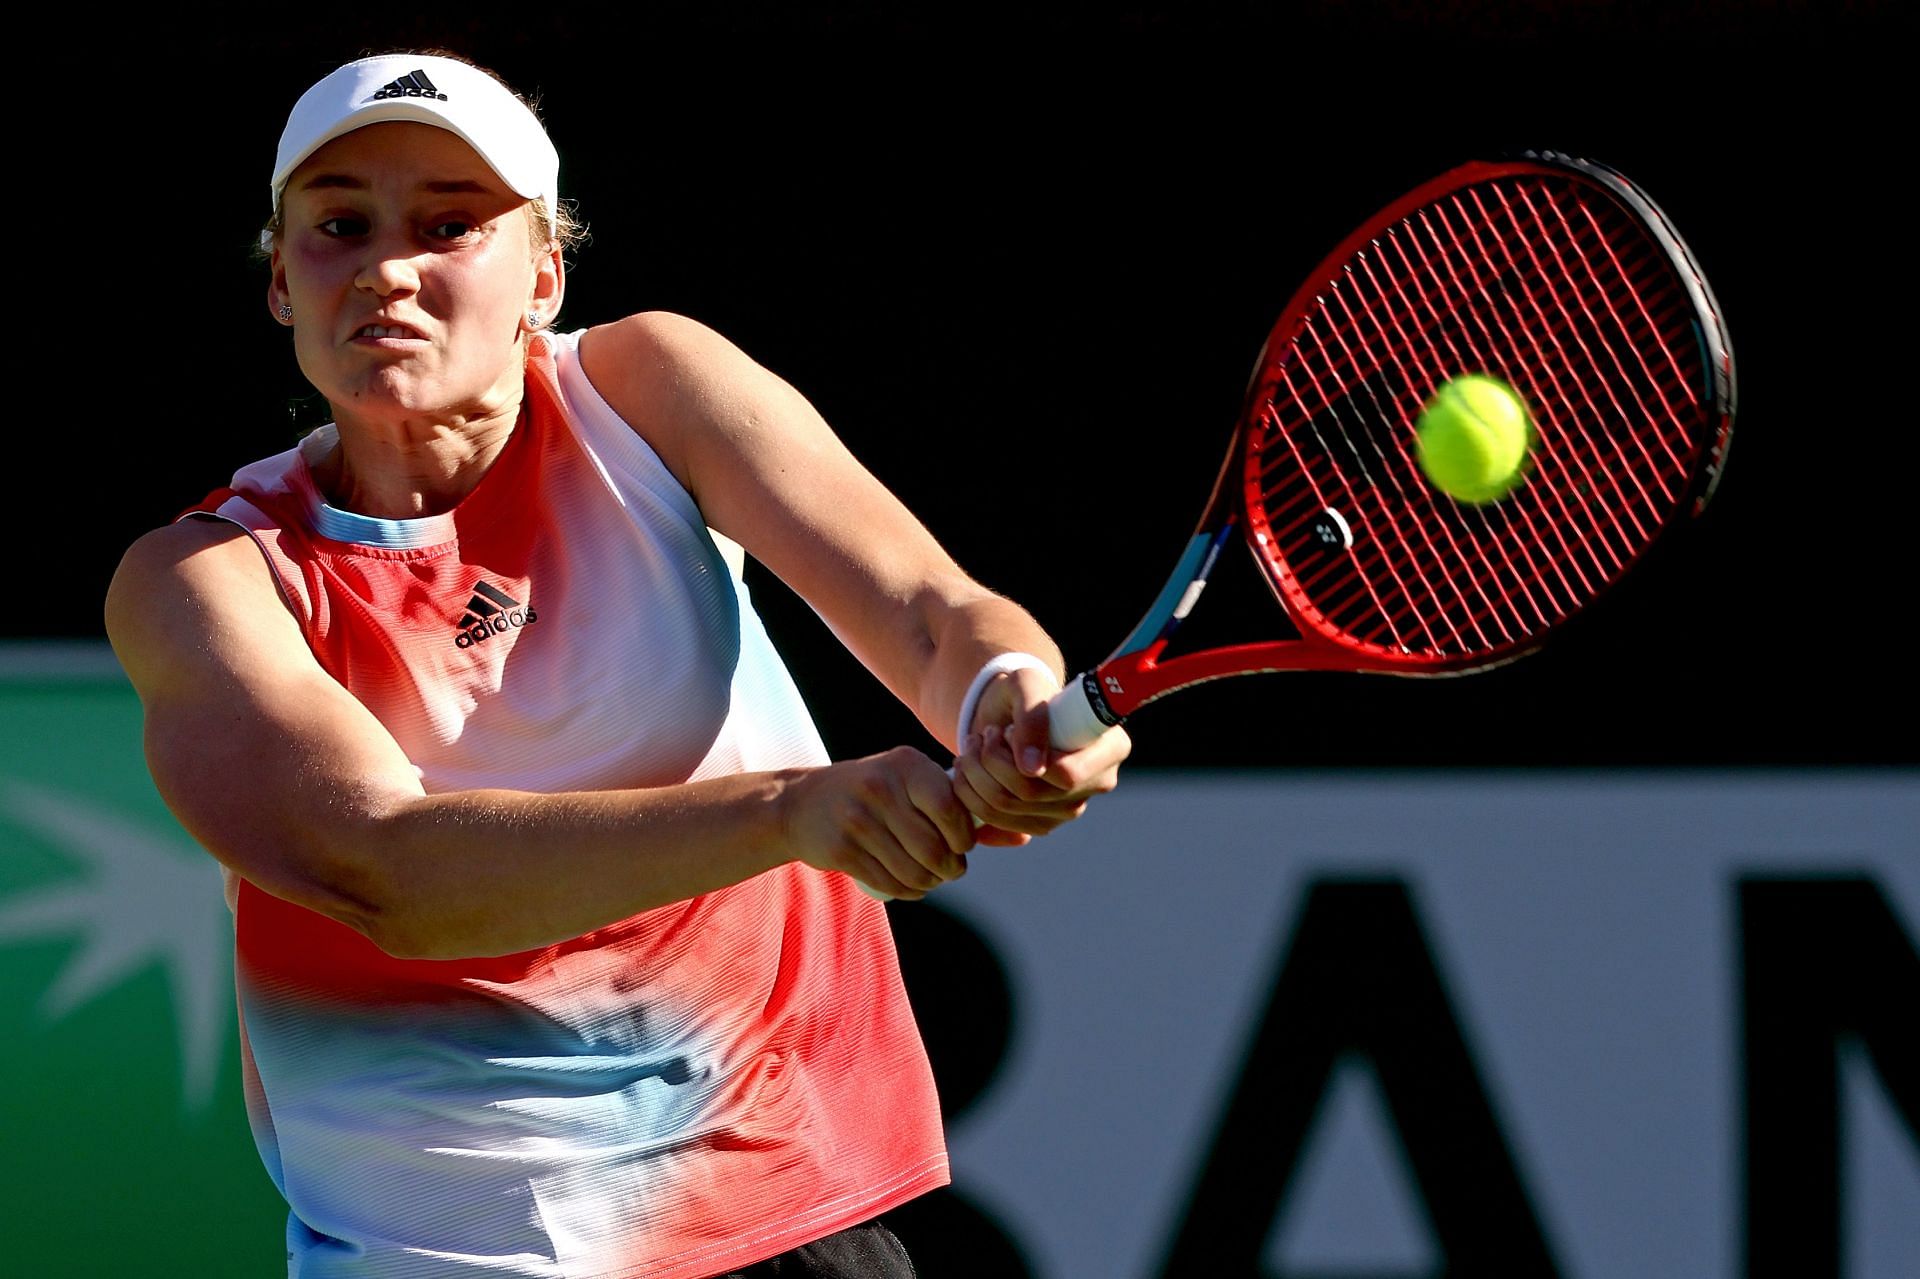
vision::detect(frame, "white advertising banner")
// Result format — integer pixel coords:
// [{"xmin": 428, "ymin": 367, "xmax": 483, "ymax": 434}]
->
[{"xmin": 926, "ymin": 772, "xmax": 1919, "ymax": 1279}]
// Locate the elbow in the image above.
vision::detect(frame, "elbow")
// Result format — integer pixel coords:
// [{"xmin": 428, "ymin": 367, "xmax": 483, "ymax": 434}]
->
[
  {"xmin": 318, "ymin": 799, "xmax": 508, "ymax": 962},
  {"xmin": 328, "ymin": 828, "xmax": 453, "ymax": 961},
  {"xmin": 359, "ymin": 892, "xmax": 473, "ymax": 961},
  {"xmin": 237, "ymin": 852, "xmax": 416, "ymax": 957},
  {"xmin": 324, "ymin": 877, "xmax": 463, "ymax": 963},
  {"xmin": 287, "ymin": 846, "xmax": 418, "ymax": 958},
  {"xmin": 263, "ymin": 802, "xmax": 434, "ymax": 960},
  {"xmin": 363, "ymin": 906, "xmax": 515, "ymax": 964},
  {"xmin": 361, "ymin": 919, "xmax": 444, "ymax": 962},
  {"xmin": 339, "ymin": 879, "xmax": 420, "ymax": 959}
]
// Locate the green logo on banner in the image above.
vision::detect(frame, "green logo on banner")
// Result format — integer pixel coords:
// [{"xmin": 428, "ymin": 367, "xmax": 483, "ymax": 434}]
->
[
  {"xmin": 1, "ymin": 648, "xmax": 286, "ymax": 1276},
  {"xmin": 0, "ymin": 779, "xmax": 231, "ymax": 1109}
]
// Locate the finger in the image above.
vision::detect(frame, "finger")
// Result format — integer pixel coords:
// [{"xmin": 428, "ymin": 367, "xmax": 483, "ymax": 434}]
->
[
  {"xmin": 906, "ymin": 764, "xmax": 977, "ymax": 859},
  {"xmin": 949, "ymin": 747, "xmax": 1013, "ymax": 826},
  {"xmin": 952, "ymin": 757, "xmax": 1035, "ymax": 835},
  {"xmin": 1035, "ymin": 724, "xmax": 1133, "ymax": 795},
  {"xmin": 955, "ymin": 727, "xmax": 1032, "ymax": 814},
  {"xmin": 861, "ymin": 823, "xmax": 946, "ymax": 894},
  {"xmin": 874, "ymin": 759, "xmax": 972, "ymax": 884},
  {"xmin": 880, "ymin": 796, "xmax": 969, "ymax": 884},
  {"xmin": 843, "ymin": 843, "xmax": 926, "ymax": 901},
  {"xmin": 840, "ymin": 784, "xmax": 947, "ymax": 895},
  {"xmin": 975, "ymin": 724, "xmax": 1068, "ymax": 806},
  {"xmin": 954, "ymin": 740, "xmax": 1066, "ymax": 837},
  {"xmin": 978, "ymin": 667, "xmax": 1063, "ymax": 777},
  {"xmin": 1004, "ymin": 695, "xmax": 1055, "ymax": 779}
]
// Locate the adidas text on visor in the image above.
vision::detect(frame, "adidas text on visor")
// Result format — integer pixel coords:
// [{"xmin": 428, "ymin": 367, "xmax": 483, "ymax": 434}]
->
[{"xmin": 270, "ymin": 55, "xmax": 559, "ymax": 216}]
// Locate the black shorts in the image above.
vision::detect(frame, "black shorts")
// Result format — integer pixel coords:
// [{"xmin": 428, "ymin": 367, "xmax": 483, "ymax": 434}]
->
[{"xmin": 712, "ymin": 1219, "xmax": 916, "ymax": 1279}]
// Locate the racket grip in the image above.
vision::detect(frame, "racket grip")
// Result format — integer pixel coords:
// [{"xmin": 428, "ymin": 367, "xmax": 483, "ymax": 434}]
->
[{"xmin": 1044, "ymin": 673, "xmax": 1112, "ymax": 751}]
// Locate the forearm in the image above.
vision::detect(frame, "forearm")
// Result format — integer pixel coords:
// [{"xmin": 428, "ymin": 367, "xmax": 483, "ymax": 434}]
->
[{"xmin": 345, "ymin": 770, "xmax": 802, "ymax": 960}]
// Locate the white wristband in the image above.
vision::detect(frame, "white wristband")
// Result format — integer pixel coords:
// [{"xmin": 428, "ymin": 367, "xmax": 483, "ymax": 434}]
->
[{"xmin": 955, "ymin": 652, "xmax": 1056, "ymax": 748}]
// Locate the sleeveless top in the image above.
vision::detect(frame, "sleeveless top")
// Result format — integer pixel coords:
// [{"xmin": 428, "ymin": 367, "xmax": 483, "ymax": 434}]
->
[{"xmin": 188, "ymin": 329, "xmax": 948, "ymax": 1279}]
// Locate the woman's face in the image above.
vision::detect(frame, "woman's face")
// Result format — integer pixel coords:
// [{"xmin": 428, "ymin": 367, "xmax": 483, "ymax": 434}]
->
[{"xmin": 268, "ymin": 121, "xmax": 562, "ymax": 427}]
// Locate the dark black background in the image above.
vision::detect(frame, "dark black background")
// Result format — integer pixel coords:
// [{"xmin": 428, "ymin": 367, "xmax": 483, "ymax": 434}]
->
[{"xmin": 52, "ymin": 2, "xmax": 1910, "ymax": 767}]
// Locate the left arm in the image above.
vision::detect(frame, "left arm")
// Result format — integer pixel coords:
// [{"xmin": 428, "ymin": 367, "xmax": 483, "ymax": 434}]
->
[{"xmin": 577, "ymin": 312, "xmax": 1127, "ymax": 837}]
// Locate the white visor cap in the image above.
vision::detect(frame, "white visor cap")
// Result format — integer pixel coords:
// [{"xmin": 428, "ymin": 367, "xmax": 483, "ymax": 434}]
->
[{"xmin": 270, "ymin": 55, "xmax": 559, "ymax": 215}]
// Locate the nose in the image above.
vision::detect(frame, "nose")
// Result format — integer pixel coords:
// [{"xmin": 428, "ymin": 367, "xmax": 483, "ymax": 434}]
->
[{"xmin": 355, "ymin": 235, "xmax": 422, "ymax": 298}]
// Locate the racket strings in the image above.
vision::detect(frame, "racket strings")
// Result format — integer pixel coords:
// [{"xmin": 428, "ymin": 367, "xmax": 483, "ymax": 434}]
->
[
  {"xmin": 1342, "ymin": 227, "xmax": 1588, "ymax": 622},
  {"xmin": 1542, "ymin": 194, "xmax": 1711, "ymax": 490},
  {"xmin": 1259, "ymin": 382, "xmax": 1455, "ymax": 654},
  {"xmin": 1251, "ymin": 172, "xmax": 1712, "ymax": 660},
  {"xmin": 1510, "ymin": 187, "xmax": 1703, "ymax": 468},
  {"xmin": 1477, "ymin": 186, "xmax": 1688, "ymax": 504},
  {"xmin": 1513, "ymin": 184, "xmax": 1701, "ymax": 470},
  {"xmin": 1461, "ymin": 189, "xmax": 1704, "ymax": 555},
  {"xmin": 1265, "ymin": 197, "xmax": 1637, "ymax": 616},
  {"xmin": 1254, "ymin": 383, "xmax": 1426, "ymax": 650},
  {"xmin": 1426, "ymin": 192, "xmax": 1655, "ymax": 554},
  {"xmin": 1269, "ymin": 210, "xmax": 1610, "ymax": 650},
  {"xmin": 1410, "ymin": 199, "xmax": 1647, "ymax": 577},
  {"xmin": 1286, "ymin": 312, "xmax": 1516, "ymax": 652},
  {"xmin": 1339, "ymin": 238, "xmax": 1572, "ymax": 635},
  {"xmin": 1260, "ymin": 277, "xmax": 1554, "ymax": 653}
]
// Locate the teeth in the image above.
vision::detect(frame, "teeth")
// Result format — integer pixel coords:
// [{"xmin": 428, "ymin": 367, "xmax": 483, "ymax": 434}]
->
[{"xmin": 361, "ymin": 325, "xmax": 414, "ymax": 339}]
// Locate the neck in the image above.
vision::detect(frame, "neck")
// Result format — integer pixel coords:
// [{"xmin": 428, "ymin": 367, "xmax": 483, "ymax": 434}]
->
[{"xmin": 311, "ymin": 393, "xmax": 525, "ymax": 520}]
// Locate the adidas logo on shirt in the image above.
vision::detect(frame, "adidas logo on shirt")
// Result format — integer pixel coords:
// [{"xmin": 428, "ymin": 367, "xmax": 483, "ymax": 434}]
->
[
  {"xmin": 454, "ymin": 580, "xmax": 538, "ymax": 649},
  {"xmin": 368, "ymin": 70, "xmax": 448, "ymax": 102}
]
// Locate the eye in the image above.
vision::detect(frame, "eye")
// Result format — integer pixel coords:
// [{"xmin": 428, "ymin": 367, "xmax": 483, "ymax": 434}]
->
[
  {"xmin": 317, "ymin": 215, "xmax": 368, "ymax": 237},
  {"xmin": 427, "ymin": 219, "xmax": 475, "ymax": 241}
]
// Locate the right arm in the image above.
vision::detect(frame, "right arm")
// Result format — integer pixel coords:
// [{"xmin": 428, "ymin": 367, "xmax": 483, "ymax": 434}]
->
[{"xmin": 106, "ymin": 519, "xmax": 974, "ymax": 960}]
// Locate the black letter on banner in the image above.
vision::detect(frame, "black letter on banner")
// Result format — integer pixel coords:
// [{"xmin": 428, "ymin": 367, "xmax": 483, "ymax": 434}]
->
[
  {"xmin": 1157, "ymin": 878, "xmax": 1560, "ymax": 1277},
  {"xmin": 1741, "ymin": 876, "xmax": 1920, "ymax": 1279}
]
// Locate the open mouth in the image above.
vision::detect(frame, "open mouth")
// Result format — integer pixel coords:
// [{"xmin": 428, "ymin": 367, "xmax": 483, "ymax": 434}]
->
[{"xmin": 356, "ymin": 323, "xmax": 424, "ymax": 340}]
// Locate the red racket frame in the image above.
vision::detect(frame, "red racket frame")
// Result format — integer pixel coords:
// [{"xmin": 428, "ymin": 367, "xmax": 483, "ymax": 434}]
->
[{"xmin": 1073, "ymin": 152, "xmax": 1735, "ymax": 730}]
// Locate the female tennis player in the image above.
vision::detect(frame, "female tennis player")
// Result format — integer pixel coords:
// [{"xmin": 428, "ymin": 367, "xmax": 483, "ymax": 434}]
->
[{"xmin": 106, "ymin": 51, "xmax": 1127, "ymax": 1279}]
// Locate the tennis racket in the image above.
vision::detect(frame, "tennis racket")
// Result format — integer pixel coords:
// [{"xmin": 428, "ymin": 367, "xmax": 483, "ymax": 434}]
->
[
  {"xmin": 863, "ymin": 151, "xmax": 1733, "ymax": 901},
  {"xmin": 1032, "ymin": 149, "xmax": 1736, "ymax": 751}
]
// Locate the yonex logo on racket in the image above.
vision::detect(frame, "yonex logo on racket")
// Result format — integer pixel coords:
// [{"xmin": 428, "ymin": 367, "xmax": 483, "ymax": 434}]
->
[
  {"xmin": 366, "ymin": 71, "xmax": 448, "ymax": 103},
  {"xmin": 453, "ymin": 580, "xmax": 538, "ymax": 649}
]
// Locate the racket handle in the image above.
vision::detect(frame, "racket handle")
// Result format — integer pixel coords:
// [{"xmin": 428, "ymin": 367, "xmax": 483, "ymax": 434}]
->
[{"xmin": 1044, "ymin": 673, "xmax": 1113, "ymax": 751}]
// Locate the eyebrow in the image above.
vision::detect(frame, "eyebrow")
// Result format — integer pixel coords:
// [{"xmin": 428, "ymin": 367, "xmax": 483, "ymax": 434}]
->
[{"xmin": 295, "ymin": 176, "xmax": 497, "ymax": 195}]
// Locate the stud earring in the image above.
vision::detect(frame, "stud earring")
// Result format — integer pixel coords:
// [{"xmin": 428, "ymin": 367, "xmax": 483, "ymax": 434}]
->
[
  {"xmin": 278, "ymin": 303, "xmax": 294, "ymax": 322},
  {"xmin": 526, "ymin": 311, "xmax": 544, "ymax": 329}
]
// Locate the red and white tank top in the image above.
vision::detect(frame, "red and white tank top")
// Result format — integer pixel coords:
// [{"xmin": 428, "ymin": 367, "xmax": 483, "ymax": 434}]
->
[{"xmin": 190, "ymin": 329, "xmax": 948, "ymax": 1279}]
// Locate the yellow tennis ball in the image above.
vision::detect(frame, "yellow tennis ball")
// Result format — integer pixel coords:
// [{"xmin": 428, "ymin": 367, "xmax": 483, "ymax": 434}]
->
[{"xmin": 1414, "ymin": 375, "xmax": 1533, "ymax": 504}]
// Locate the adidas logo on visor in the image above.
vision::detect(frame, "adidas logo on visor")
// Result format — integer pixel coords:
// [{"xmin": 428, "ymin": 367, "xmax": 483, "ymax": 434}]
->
[
  {"xmin": 454, "ymin": 580, "xmax": 538, "ymax": 649},
  {"xmin": 368, "ymin": 70, "xmax": 449, "ymax": 102}
]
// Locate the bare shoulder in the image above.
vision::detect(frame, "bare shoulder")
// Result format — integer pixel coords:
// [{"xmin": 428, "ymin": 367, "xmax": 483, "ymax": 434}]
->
[
  {"xmin": 575, "ymin": 311, "xmax": 758, "ymax": 410},
  {"xmin": 577, "ymin": 310, "xmax": 752, "ymax": 385},
  {"xmin": 106, "ymin": 518, "xmax": 301, "ymax": 697},
  {"xmin": 112, "ymin": 514, "xmax": 256, "ymax": 581},
  {"xmin": 574, "ymin": 311, "xmax": 797, "ymax": 493}
]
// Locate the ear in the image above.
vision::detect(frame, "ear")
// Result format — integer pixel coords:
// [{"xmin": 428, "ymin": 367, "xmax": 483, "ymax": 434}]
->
[
  {"xmin": 266, "ymin": 243, "xmax": 295, "ymax": 327},
  {"xmin": 525, "ymin": 241, "xmax": 565, "ymax": 332}
]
